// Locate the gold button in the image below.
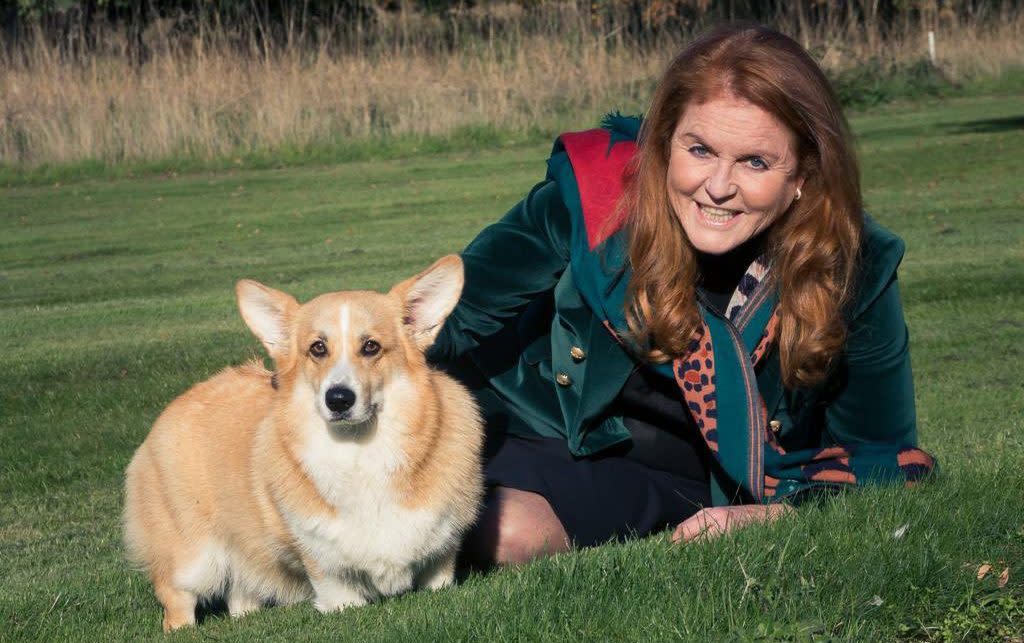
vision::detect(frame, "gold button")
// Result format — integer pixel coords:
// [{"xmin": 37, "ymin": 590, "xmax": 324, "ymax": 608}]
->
[
  {"xmin": 769, "ymin": 420, "xmax": 782, "ymax": 433},
  {"xmin": 569, "ymin": 346, "xmax": 586, "ymax": 362},
  {"xmin": 556, "ymin": 372, "xmax": 573, "ymax": 387}
]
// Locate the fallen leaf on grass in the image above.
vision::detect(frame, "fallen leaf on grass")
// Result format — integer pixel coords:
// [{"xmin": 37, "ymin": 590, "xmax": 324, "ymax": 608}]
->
[
  {"xmin": 998, "ymin": 567, "xmax": 1009, "ymax": 588},
  {"xmin": 978, "ymin": 563, "xmax": 993, "ymax": 580}
]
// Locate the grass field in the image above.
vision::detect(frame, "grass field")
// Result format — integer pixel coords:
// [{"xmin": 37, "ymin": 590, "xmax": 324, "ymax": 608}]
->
[{"xmin": 2, "ymin": 93, "xmax": 1023, "ymax": 641}]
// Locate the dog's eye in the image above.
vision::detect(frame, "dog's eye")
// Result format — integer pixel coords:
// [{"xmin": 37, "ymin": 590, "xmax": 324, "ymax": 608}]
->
[
  {"xmin": 360, "ymin": 339, "xmax": 381, "ymax": 357},
  {"xmin": 309, "ymin": 340, "xmax": 328, "ymax": 358}
]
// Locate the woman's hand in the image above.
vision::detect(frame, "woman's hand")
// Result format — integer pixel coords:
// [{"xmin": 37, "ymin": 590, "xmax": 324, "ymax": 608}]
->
[{"xmin": 671, "ymin": 504, "xmax": 793, "ymax": 543}]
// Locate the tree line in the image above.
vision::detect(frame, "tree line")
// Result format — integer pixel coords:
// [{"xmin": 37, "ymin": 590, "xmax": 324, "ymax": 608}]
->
[{"xmin": 3, "ymin": 0, "xmax": 1010, "ymax": 59}]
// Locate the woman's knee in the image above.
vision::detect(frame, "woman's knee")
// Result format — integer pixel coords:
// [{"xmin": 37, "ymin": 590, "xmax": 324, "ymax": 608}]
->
[{"xmin": 467, "ymin": 487, "xmax": 570, "ymax": 566}]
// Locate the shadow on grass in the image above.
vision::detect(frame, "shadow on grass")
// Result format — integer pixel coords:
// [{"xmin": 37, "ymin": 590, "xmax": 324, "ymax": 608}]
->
[
  {"xmin": 949, "ymin": 115, "xmax": 1024, "ymax": 134},
  {"xmin": 858, "ymin": 113, "xmax": 1024, "ymax": 142},
  {"xmin": 196, "ymin": 596, "xmax": 230, "ymax": 625}
]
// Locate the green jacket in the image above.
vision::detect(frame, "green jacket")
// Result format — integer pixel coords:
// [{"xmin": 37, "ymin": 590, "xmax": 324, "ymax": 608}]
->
[{"xmin": 430, "ymin": 117, "xmax": 935, "ymax": 504}]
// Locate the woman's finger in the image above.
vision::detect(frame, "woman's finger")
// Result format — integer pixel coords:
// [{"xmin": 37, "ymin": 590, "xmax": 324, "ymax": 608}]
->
[{"xmin": 672, "ymin": 504, "xmax": 793, "ymax": 543}]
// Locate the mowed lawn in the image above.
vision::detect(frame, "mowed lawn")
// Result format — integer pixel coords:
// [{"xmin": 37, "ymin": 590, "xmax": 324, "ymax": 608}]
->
[{"xmin": 2, "ymin": 93, "xmax": 1023, "ymax": 642}]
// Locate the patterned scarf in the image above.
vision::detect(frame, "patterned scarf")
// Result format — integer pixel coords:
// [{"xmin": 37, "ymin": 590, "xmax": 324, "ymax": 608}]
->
[{"xmin": 673, "ymin": 255, "xmax": 935, "ymax": 502}]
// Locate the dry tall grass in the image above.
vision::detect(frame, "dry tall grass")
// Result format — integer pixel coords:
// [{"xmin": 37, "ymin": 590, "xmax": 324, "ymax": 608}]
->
[{"xmin": 2, "ymin": 1, "xmax": 1022, "ymax": 167}]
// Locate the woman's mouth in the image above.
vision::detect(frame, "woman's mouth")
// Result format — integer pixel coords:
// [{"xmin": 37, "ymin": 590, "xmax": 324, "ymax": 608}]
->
[{"xmin": 695, "ymin": 202, "xmax": 741, "ymax": 227}]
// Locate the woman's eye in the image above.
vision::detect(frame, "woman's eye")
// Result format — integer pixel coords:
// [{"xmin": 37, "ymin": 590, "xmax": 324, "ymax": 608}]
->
[
  {"xmin": 688, "ymin": 144, "xmax": 709, "ymax": 157},
  {"xmin": 309, "ymin": 340, "xmax": 327, "ymax": 358},
  {"xmin": 748, "ymin": 156, "xmax": 769, "ymax": 170},
  {"xmin": 361, "ymin": 339, "xmax": 381, "ymax": 357}
]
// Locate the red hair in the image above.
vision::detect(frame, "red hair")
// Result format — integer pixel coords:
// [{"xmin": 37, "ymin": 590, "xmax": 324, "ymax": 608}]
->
[{"xmin": 623, "ymin": 24, "xmax": 863, "ymax": 387}]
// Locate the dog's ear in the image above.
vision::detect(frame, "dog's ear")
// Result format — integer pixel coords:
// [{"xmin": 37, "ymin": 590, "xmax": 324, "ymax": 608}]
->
[
  {"xmin": 390, "ymin": 255, "xmax": 464, "ymax": 351},
  {"xmin": 236, "ymin": 280, "xmax": 299, "ymax": 361}
]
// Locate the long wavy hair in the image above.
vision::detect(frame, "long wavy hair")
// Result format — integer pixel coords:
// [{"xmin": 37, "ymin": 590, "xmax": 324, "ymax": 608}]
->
[{"xmin": 623, "ymin": 24, "xmax": 863, "ymax": 388}]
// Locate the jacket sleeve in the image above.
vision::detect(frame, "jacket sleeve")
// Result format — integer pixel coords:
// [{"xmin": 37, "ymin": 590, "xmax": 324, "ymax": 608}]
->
[
  {"xmin": 822, "ymin": 267, "xmax": 933, "ymax": 484},
  {"xmin": 825, "ymin": 274, "xmax": 916, "ymax": 445},
  {"xmin": 428, "ymin": 180, "xmax": 572, "ymax": 364}
]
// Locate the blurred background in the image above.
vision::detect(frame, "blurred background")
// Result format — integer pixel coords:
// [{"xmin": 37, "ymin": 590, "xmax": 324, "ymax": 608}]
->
[{"xmin": 2, "ymin": 0, "xmax": 1022, "ymax": 169}]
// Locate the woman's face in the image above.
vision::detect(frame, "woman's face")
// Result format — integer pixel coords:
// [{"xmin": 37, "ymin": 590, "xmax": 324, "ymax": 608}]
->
[{"xmin": 667, "ymin": 94, "xmax": 804, "ymax": 255}]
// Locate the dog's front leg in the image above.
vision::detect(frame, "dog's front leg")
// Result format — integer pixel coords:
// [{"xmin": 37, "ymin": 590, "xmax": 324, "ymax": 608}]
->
[
  {"xmin": 371, "ymin": 565, "xmax": 415, "ymax": 598},
  {"xmin": 311, "ymin": 575, "xmax": 368, "ymax": 613},
  {"xmin": 416, "ymin": 548, "xmax": 457, "ymax": 591},
  {"xmin": 303, "ymin": 557, "xmax": 367, "ymax": 613}
]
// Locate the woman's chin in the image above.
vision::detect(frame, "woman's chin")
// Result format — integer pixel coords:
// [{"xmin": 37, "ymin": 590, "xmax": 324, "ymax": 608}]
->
[{"xmin": 690, "ymin": 236, "xmax": 742, "ymax": 255}]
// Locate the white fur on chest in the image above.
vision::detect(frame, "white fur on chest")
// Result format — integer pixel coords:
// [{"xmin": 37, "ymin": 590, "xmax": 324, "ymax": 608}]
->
[{"xmin": 280, "ymin": 387, "xmax": 458, "ymax": 594}]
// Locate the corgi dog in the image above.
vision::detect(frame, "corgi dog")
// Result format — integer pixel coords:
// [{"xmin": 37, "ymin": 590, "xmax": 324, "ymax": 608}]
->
[{"xmin": 123, "ymin": 255, "xmax": 483, "ymax": 632}]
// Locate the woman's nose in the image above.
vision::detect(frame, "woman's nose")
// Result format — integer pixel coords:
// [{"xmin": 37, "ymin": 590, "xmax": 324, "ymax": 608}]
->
[{"xmin": 705, "ymin": 161, "xmax": 737, "ymax": 202}]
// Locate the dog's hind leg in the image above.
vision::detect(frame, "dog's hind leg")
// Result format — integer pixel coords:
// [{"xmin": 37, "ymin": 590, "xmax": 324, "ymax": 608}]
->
[{"xmin": 155, "ymin": 582, "xmax": 198, "ymax": 632}]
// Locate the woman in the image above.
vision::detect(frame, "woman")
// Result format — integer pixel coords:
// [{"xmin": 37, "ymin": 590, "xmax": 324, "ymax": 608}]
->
[{"xmin": 428, "ymin": 25, "xmax": 936, "ymax": 567}]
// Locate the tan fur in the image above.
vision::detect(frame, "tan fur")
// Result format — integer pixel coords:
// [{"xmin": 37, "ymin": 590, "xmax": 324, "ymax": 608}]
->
[{"xmin": 123, "ymin": 256, "xmax": 482, "ymax": 632}]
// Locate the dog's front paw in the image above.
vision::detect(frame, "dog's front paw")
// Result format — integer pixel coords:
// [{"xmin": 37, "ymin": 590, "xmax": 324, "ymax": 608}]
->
[
  {"xmin": 373, "ymin": 569, "xmax": 415, "ymax": 597},
  {"xmin": 423, "ymin": 571, "xmax": 454, "ymax": 591},
  {"xmin": 311, "ymin": 577, "xmax": 368, "ymax": 613},
  {"xmin": 417, "ymin": 549, "xmax": 457, "ymax": 591},
  {"xmin": 313, "ymin": 596, "xmax": 366, "ymax": 613}
]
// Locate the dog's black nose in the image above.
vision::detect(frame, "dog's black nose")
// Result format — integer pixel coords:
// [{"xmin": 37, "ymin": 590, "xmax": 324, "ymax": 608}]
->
[{"xmin": 324, "ymin": 386, "xmax": 357, "ymax": 413}]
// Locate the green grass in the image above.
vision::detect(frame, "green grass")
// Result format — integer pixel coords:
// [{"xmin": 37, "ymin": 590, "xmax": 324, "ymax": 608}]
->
[
  {"xmin": 0, "ymin": 123, "xmax": 557, "ymax": 190},
  {"xmin": 2, "ymin": 92, "xmax": 1023, "ymax": 642}
]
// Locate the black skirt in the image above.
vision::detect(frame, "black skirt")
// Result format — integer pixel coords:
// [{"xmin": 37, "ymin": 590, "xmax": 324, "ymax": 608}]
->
[{"xmin": 484, "ymin": 425, "xmax": 712, "ymax": 548}]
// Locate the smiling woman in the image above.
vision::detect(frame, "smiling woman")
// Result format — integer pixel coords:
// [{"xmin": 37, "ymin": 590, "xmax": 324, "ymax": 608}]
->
[{"xmin": 428, "ymin": 24, "xmax": 937, "ymax": 568}]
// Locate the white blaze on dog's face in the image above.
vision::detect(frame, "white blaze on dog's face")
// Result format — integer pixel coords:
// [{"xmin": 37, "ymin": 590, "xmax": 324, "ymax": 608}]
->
[{"xmin": 236, "ymin": 255, "xmax": 464, "ymax": 428}]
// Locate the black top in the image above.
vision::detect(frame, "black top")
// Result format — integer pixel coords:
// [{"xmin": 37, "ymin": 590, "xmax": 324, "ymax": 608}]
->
[
  {"xmin": 611, "ymin": 234, "xmax": 766, "ymax": 479},
  {"xmin": 696, "ymin": 232, "xmax": 767, "ymax": 316}
]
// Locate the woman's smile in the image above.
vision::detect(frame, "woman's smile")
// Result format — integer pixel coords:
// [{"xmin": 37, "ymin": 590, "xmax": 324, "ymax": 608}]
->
[{"xmin": 694, "ymin": 202, "xmax": 743, "ymax": 228}]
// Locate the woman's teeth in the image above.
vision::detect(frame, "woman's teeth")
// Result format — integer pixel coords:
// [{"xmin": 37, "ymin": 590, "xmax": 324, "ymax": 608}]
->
[{"xmin": 699, "ymin": 204, "xmax": 738, "ymax": 224}]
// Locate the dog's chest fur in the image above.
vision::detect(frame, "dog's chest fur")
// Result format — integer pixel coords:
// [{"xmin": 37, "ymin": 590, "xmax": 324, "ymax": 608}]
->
[{"xmin": 278, "ymin": 409, "xmax": 459, "ymax": 594}]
